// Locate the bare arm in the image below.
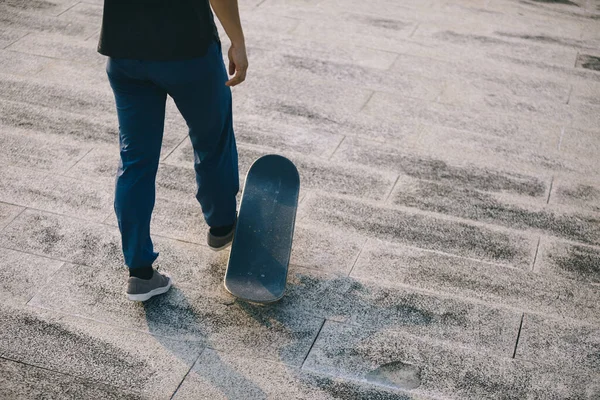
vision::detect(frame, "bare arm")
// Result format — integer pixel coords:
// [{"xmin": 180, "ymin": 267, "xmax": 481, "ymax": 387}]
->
[{"xmin": 209, "ymin": 0, "xmax": 248, "ymax": 86}]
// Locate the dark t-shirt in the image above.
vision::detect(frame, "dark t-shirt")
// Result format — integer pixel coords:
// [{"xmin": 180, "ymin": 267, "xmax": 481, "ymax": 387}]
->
[{"xmin": 97, "ymin": 0, "xmax": 219, "ymax": 60}]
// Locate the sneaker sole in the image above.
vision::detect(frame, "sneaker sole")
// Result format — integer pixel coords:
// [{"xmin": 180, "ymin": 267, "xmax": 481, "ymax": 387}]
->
[{"xmin": 127, "ymin": 277, "xmax": 173, "ymax": 302}]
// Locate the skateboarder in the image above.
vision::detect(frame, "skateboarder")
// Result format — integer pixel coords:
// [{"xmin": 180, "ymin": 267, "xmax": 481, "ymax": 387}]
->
[{"xmin": 98, "ymin": 0, "xmax": 248, "ymax": 301}]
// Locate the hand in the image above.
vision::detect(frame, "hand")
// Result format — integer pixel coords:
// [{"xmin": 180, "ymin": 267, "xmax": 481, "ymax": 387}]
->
[{"xmin": 226, "ymin": 42, "xmax": 248, "ymax": 87}]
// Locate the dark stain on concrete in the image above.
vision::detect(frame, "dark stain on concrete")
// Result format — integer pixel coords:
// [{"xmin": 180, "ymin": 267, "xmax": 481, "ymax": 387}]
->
[
  {"xmin": 495, "ymin": 31, "xmax": 580, "ymax": 47},
  {"xmin": 312, "ymin": 376, "xmax": 412, "ymax": 400},
  {"xmin": 437, "ymin": 31, "xmax": 514, "ymax": 46},
  {"xmin": 393, "ymin": 181, "xmax": 600, "ymax": 246},
  {"xmin": 283, "ymin": 55, "xmax": 364, "ymax": 81},
  {"xmin": 1, "ymin": 0, "xmax": 55, "ymax": 11},
  {"xmin": 274, "ymin": 103, "xmax": 336, "ymax": 124},
  {"xmin": 576, "ymin": 54, "xmax": 600, "ymax": 71},
  {"xmin": 365, "ymin": 361, "xmax": 422, "ymax": 389},
  {"xmin": 359, "ymin": 16, "xmax": 409, "ymax": 31},
  {"xmin": 548, "ymin": 244, "xmax": 600, "ymax": 283},
  {"xmin": 527, "ymin": 0, "xmax": 579, "ymax": 6}
]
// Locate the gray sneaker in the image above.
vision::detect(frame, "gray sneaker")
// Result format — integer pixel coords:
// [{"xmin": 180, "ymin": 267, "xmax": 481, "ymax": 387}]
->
[
  {"xmin": 126, "ymin": 270, "xmax": 172, "ymax": 301},
  {"xmin": 207, "ymin": 223, "xmax": 236, "ymax": 251}
]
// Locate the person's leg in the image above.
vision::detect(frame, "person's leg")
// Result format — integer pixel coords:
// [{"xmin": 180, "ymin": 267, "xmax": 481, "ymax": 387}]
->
[
  {"xmin": 106, "ymin": 57, "xmax": 167, "ymax": 271},
  {"xmin": 148, "ymin": 42, "xmax": 239, "ymax": 234}
]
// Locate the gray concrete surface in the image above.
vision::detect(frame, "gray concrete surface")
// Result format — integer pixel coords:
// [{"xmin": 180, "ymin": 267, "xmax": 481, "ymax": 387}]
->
[{"xmin": 0, "ymin": 0, "xmax": 599, "ymax": 398}]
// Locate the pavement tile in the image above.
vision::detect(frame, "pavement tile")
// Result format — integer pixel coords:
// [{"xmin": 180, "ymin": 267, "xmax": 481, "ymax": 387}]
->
[
  {"xmin": 390, "ymin": 175, "xmax": 600, "ymax": 246},
  {"xmin": 536, "ymin": 237, "xmax": 600, "ymax": 284},
  {"xmin": 6, "ymin": 32, "xmax": 105, "ymax": 65},
  {"xmin": 412, "ymin": 27, "xmax": 579, "ymax": 69},
  {"xmin": 390, "ymin": 52, "xmax": 573, "ymax": 104},
  {"xmin": 550, "ymin": 175, "xmax": 600, "ymax": 214},
  {"xmin": 280, "ymin": 267, "xmax": 520, "ymax": 357},
  {"xmin": 516, "ymin": 314, "xmax": 600, "ymax": 374},
  {"xmin": 0, "ymin": 49, "xmax": 50, "ymax": 75},
  {"xmin": 0, "ymin": 247, "xmax": 63, "ymax": 306},
  {"xmin": 289, "ymin": 222, "xmax": 366, "ymax": 275},
  {"xmin": 299, "ymin": 193, "xmax": 536, "ymax": 268},
  {"xmin": 0, "ymin": 0, "xmax": 79, "ymax": 17},
  {"xmin": 364, "ymin": 91, "xmax": 565, "ymax": 145},
  {"xmin": 28, "ymin": 262, "xmax": 324, "ymax": 366},
  {"xmin": 351, "ymin": 239, "xmax": 600, "ymax": 324},
  {"xmin": 172, "ymin": 348, "xmax": 421, "ymax": 400},
  {"xmin": 411, "ymin": 124, "xmax": 563, "ymax": 175},
  {"xmin": 34, "ymin": 56, "xmax": 110, "ymax": 91},
  {"xmin": 248, "ymin": 33, "xmax": 399, "ymax": 70},
  {"xmin": 0, "ymin": 71, "xmax": 115, "ymax": 117},
  {"xmin": 0, "ymin": 302, "xmax": 202, "ymax": 399},
  {"xmin": 0, "ymin": 27, "xmax": 27, "ymax": 49},
  {"xmin": 0, "ymin": 2, "xmax": 94, "ymax": 38},
  {"xmin": 233, "ymin": 117, "xmax": 344, "ymax": 158},
  {"xmin": 291, "ymin": 14, "xmax": 418, "ymax": 53},
  {"xmin": 560, "ymin": 126, "xmax": 600, "ymax": 165},
  {"xmin": 0, "ymin": 357, "xmax": 143, "ymax": 400},
  {"xmin": 239, "ymin": 7, "xmax": 300, "ymax": 37},
  {"xmin": 0, "ymin": 209, "xmax": 123, "ymax": 268},
  {"xmin": 267, "ymin": 52, "xmax": 444, "ymax": 101},
  {"xmin": 570, "ymin": 79, "xmax": 600, "ymax": 107},
  {"xmin": 303, "ymin": 320, "xmax": 599, "ymax": 399},
  {"xmin": 233, "ymin": 71, "xmax": 373, "ymax": 118},
  {"xmin": 332, "ymin": 136, "xmax": 551, "ymax": 197},
  {"xmin": 0, "ymin": 165, "xmax": 112, "ymax": 222},
  {"xmin": 0, "ymin": 125, "xmax": 92, "ymax": 173},
  {"xmin": 0, "ymin": 98, "xmax": 118, "ymax": 145},
  {"xmin": 0, "ymin": 201, "xmax": 23, "ymax": 231}
]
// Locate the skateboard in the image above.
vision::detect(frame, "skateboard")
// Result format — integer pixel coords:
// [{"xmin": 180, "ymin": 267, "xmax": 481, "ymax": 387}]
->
[{"xmin": 224, "ymin": 154, "xmax": 300, "ymax": 303}]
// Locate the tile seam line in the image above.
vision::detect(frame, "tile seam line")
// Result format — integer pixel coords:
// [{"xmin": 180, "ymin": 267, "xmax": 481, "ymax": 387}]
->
[
  {"xmin": 530, "ymin": 236, "xmax": 541, "ymax": 273},
  {"xmin": 169, "ymin": 348, "xmax": 206, "ymax": 400},
  {"xmin": 511, "ymin": 313, "xmax": 525, "ymax": 359},
  {"xmin": 61, "ymin": 147, "xmax": 96, "ymax": 176},
  {"xmin": 0, "ymin": 206, "xmax": 27, "ymax": 234},
  {"xmin": 55, "ymin": 1, "xmax": 81, "ymax": 17},
  {"xmin": 346, "ymin": 237, "xmax": 368, "ymax": 277},
  {"xmin": 2, "ymin": 32, "xmax": 30, "ymax": 51},
  {"xmin": 25, "ymin": 260, "xmax": 68, "ymax": 306},
  {"xmin": 299, "ymin": 319, "xmax": 326, "ymax": 370},
  {"xmin": 0, "ymin": 355, "xmax": 139, "ymax": 396}
]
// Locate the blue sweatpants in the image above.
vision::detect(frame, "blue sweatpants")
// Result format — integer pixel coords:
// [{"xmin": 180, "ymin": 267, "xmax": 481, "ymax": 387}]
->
[{"xmin": 106, "ymin": 42, "xmax": 239, "ymax": 270}]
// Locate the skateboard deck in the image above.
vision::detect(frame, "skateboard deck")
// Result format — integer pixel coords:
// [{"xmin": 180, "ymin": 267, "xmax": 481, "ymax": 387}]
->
[{"xmin": 224, "ymin": 154, "xmax": 300, "ymax": 303}]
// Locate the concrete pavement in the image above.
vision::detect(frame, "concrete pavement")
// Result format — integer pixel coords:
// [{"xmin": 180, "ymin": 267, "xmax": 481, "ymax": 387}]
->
[{"xmin": 0, "ymin": 0, "xmax": 599, "ymax": 398}]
